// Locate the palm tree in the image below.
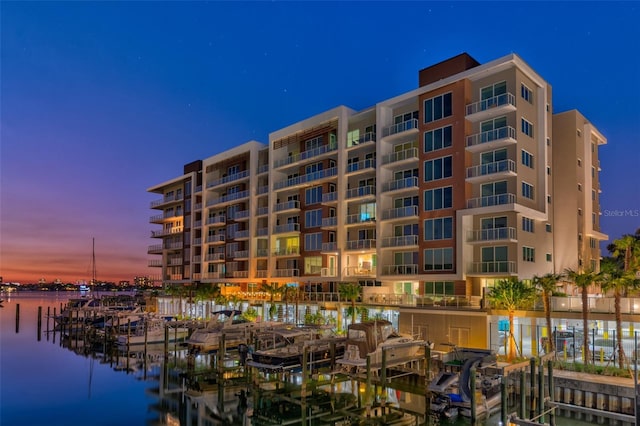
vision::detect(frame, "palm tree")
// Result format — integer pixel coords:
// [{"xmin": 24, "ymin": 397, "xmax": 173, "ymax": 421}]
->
[
  {"xmin": 194, "ymin": 283, "xmax": 221, "ymax": 319},
  {"xmin": 338, "ymin": 282, "xmax": 361, "ymax": 325},
  {"xmin": 608, "ymin": 234, "xmax": 640, "ymax": 277},
  {"xmin": 533, "ymin": 273, "xmax": 562, "ymax": 353},
  {"xmin": 487, "ymin": 278, "xmax": 537, "ymax": 362},
  {"xmin": 260, "ymin": 282, "xmax": 281, "ymax": 320},
  {"xmin": 564, "ymin": 268, "xmax": 600, "ymax": 365}
]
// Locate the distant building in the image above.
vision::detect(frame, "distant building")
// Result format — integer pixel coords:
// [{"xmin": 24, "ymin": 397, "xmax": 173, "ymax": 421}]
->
[{"xmin": 147, "ymin": 52, "xmax": 607, "ymax": 303}]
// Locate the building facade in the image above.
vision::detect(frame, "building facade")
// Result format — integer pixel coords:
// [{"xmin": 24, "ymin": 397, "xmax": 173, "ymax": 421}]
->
[{"xmin": 147, "ymin": 53, "xmax": 607, "ymax": 305}]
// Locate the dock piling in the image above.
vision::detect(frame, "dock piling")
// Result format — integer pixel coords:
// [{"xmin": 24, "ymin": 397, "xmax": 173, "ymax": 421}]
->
[{"xmin": 37, "ymin": 306, "xmax": 42, "ymax": 341}]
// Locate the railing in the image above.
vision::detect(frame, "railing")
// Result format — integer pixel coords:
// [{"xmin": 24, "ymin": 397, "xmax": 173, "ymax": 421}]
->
[
  {"xmin": 206, "ymin": 190, "xmax": 249, "ymax": 206},
  {"xmin": 382, "ymin": 147, "xmax": 419, "ymax": 165},
  {"xmin": 274, "ymin": 200, "xmax": 300, "ymax": 212},
  {"xmin": 234, "ymin": 230, "xmax": 250, "ymax": 239},
  {"xmin": 256, "ymin": 248, "xmax": 269, "ymax": 257},
  {"xmin": 465, "ymin": 92, "xmax": 516, "ymax": 116},
  {"xmin": 257, "ymin": 206, "xmax": 269, "ymax": 216},
  {"xmin": 206, "ymin": 170, "xmax": 249, "ymax": 188},
  {"xmin": 256, "ymin": 227, "xmax": 269, "ymax": 236},
  {"xmin": 255, "ymin": 270, "xmax": 268, "ymax": 278},
  {"xmin": 148, "ymin": 244, "xmax": 163, "ymax": 253},
  {"xmin": 381, "ymin": 264, "xmax": 419, "ymax": 275},
  {"xmin": 322, "ymin": 216, "xmax": 337, "ymax": 227},
  {"xmin": 274, "ymin": 269, "xmax": 299, "ymax": 277},
  {"xmin": 257, "ymin": 164, "xmax": 269, "ymax": 174},
  {"xmin": 346, "ymin": 185, "xmax": 375, "ymax": 199},
  {"xmin": 343, "ymin": 266, "xmax": 374, "ymax": 277},
  {"xmin": 468, "ymin": 261, "xmax": 517, "ymax": 274},
  {"xmin": 165, "ymin": 242, "xmax": 183, "ymax": 250},
  {"xmin": 205, "ymin": 253, "xmax": 224, "ymax": 261},
  {"xmin": 148, "ymin": 259, "xmax": 162, "ymax": 267},
  {"xmin": 347, "ymin": 131, "xmax": 376, "ymax": 148},
  {"xmin": 322, "ymin": 192, "xmax": 338, "ymax": 203},
  {"xmin": 381, "ymin": 235, "xmax": 418, "ymax": 248},
  {"xmin": 273, "ymin": 167, "xmax": 337, "ymax": 190},
  {"xmin": 467, "ymin": 193, "xmax": 516, "ymax": 209},
  {"xmin": 192, "ymin": 255, "xmax": 201, "ymax": 263},
  {"xmin": 322, "ymin": 242, "xmax": 337, "ymax": 251},
  {"xmin": 273, "ymin": 223, "xmax": 300, "ymax": 234},
  {"xmin": 150, "ymin": 194, "xmax": 184, "ymax": 208},
  {"xmin": 382, "ymin": 118, "xmax": 418, "ymax": 137},
  {"xmin": 467, "ymin": 227, "xmax": 517, "ymax": 242},
  {"xmin": 194, "ymin": 185, "xmax": 202, "ymax": 193},
  {"xmin": 193, "ymin": 220, "xmax": 202, "ymax": 228},
  {"xmin": 273, "ymin": 247, "xmax": 300, "ymax": 256},
  {"xmin": 346, "ymin": 158, "xmax": 376, "ymax": 173},
  {"xmin": 231, "ymin": 271, "xmax": 249, "ymax": 278},
  {"xmin": 257, "ymin": 185, "xmax": 269, "ymax": 195},
  {"xmin": 194, "ymin": 202, "xmax": 202, "ymax": 210},
  {"xmin": 466, "ymin": 126, "xmax": 517, "ymax": 148},
  {"xmin": 202, "ymin": 272, "xmax": 222, "ymax": 279},
  {"xmin": 345, "ymin": 239, "xmax": 376, "ymax": 250},
  {"xmin": 382, "ymin": 176, "xmax": 418, "ymax": 193},
  {"xmin": 206, "ymin": 234, "xmax": 225, "ymax": 243},
  {"xmin": 193, "ymin": 238, "xmax": 202, "ymax": 246},
  {"xmin": 206, "ymin": 216, "xmax": 226, "ymax": 225},
  {"xmin": 233, "ymin": 250, "xmax": 249, "ymax": 258},
  {"xmin": 346, "ymin": 213, "xmax": 376, "ymax": 225},
  {"xmin": 234, "ymin": 210, "xmax": 250, "ymax": 220},
  {"xmin": 381, "ymin": 205, "xmax": 418, "ymax": 220},
  {"xmin": 466, "ymin": 159, "xmax": 516, "ymax": 178},
  {"xmin": 168, "ymin": 257, "xmax": 183, "ymax": 266},
  {"xmin": 273, "ymin": 143, "xmax": 337, "ymax": 168},
  {"xmin": 151, "ymin": 228, "xmax": 183, "ymax": 237}
]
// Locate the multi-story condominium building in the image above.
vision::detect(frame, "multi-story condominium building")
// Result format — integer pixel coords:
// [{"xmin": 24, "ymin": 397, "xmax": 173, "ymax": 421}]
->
[{"xmin": 148, "ymin": 53, "xmax": 607, "ymax": 311}]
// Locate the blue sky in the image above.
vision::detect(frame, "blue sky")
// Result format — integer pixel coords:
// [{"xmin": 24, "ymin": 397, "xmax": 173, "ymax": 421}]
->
[{"xmin": 1, "ymin": 1, "xmax": 638, "ymax": 283}]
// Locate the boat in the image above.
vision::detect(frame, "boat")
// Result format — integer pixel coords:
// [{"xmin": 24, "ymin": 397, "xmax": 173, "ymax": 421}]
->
[
  {"xmin": 186, "ymin": 309, "xmax": 279, "ymax": 353},
  {"xmin": 247, "ymin": 326, "xmax": 346, "ymax": 371},
  {"xmin": 116, "ymin": 315, "xmax": 189, "ymax": 346},
  {"xmin": 336, "ymin": 320, "xmax": 425, "ymax": 370}
]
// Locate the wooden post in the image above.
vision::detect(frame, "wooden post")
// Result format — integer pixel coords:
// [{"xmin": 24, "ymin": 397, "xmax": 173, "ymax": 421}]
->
[
  {"xmin": 470, "ymin": 366, "xmax": 477, "ymax": 423},
  {"xmin": 127, "ymin": 319, "xmax": 131, "ymax": 353},
  {"xmin": 530, "ymin": 357, "xmax": 536, "ymax": 419},
  {"xmin": 144, "ymin": 318, "xmax": 149, "ymax": 358},
  {"xmin": 538, "ymin": 360, "xmax": 544, "ymax": 424},
  {"xmin": 302, "ymin": 345, "xmax": 309, "ymax": 396},
  {"xmin": 501, "ymin": 374, "xmax": 508, "ymax": 426},
  {"xmin": 548, "ymin": 360, "xmax": 555, "ymax": 426},
  {"xmin": 15, "ymin": 303, "xmax": 20, "ymax": 333},
  {"xmin": 366, "ymin": 355, "xmax": 372, "ymax": 414},
  {"xmin": 520, "ymin": 369, "xmax": 526, "ymax": 419},
  {"xmin": 46, "ymin": 306, "xmax": 50, "ymax": 335},
  {"xmin": 164, "ymin": 324, "xmax": 169, "ymax": 355},
  {"xmin": 37, "ymin": 306, "xmax": 42, "ymax": 341},
  {"xmin": 381, "ymin": 347, "xmax": 387, "ymax": 388}
]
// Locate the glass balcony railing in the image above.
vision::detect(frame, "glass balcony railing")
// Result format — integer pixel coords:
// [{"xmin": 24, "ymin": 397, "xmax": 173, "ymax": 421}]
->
[
  {"xmin": 346, "ymin": 213, "xmax": 376, "ymax": 225},
  {"xmin": 381, "ymin": 264, "xmax": 418, "ymax": 275},
  {"xmin": 274, "ymin": 143, "xmax": 338, "ymax": 168},
  {"xmin": 466, "ymin": 126, "xmax": 517, "ymax": 148},
  {"xmin": 465, "ymin": 92, "xmax": 516, "ymax": 116},
  {"xmin": 467, "ymin": 227, "xmax": 517, "ymax": 242},
  {"xmin": 273, "ymin": 247, "xmax": 300, "ymax": 256},
  {"xmin": 467, "ymin": 193, "xmax": 516, "ymax": 209},
  {"xmin": 346, "ymin": 158, "xmax": 376, "ymax": 173},
  {"xmin": 273, "ymin": 223, "xmax": 300, "ymax": 234},
  {"xmin": 322, "ymin": 242, "xmax": 337, "ymax": 251},
  {"xmin": 469, "ymin": 261, "xmax": 517, "ymax": 274},
  {"xmin": 381, "ymin": 235, "xmax": 419, "ymax": 248},
  {"xmin": 206, "ymin": 170, "xmax": 249, "ymax": 188},
  {"xmin": 382, "ymin": 119, "xmax": 418, "ymax": 137},
  {"xmin": 382, "ymin": 148, "xmax": 418, "ymax": 165},
  {"xmin": 346, "ymin": 185, "xmax": 375, "ymax": 199},
  {"xmin": 274, "ymin": 200, "xmax": 300, "ymax": 212},
  {"xmin": 381, "ymin": 205, "xmax": 418, "ymax": 221},
  {"xmin": 322, "ymin": 216, "xmax": 337, "ymax": 227},
  {"xmin": 466, "ymin": 159, "xmax": 516, "ymax": 179},
  {"xmin": 382, "ymin": 176, "xmax": 418, "ymax": 193},
  {"xmin": 345, "ymin": 239, "xmax": 376, "ymax": 250},
  {"xmin": 347, "ymin": 131, "xmax": 376, "ymax": 148}
]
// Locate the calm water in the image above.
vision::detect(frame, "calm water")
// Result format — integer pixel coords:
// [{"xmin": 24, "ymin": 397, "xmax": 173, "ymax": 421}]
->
[{"xmin": 0, "ymin": 292, "xmax": 597, "ymax": 426}]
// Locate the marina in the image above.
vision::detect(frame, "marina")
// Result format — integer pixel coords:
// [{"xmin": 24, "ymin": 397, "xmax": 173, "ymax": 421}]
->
[{"xmin": 0, "ymin": 292, "xmax": 634, "ymax": 426}]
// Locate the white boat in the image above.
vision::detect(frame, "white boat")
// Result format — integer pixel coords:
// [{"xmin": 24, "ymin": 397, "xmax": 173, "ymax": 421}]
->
[
  {"xmin": 336, "ymin": 320, "xmax": 425, "ymax": 370},
  {"xmin": 186, "ymin": 309, "xmax": 279, "ymax": 353},
  {"xmin": 116, "ymin": 315, "xmax": 189, "ymax": 346}
]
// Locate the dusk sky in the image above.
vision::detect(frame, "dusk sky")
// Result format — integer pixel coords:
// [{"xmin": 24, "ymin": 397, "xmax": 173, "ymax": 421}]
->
[{"xmin": 1, "ymin": 2, "xmax": 638, "ymax": 284}]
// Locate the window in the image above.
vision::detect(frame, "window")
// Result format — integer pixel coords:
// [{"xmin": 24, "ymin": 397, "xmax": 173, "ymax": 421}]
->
[
  {"xmin": 592, "ymin": 189, "xmax": 596, "ymax": 201},
  {"xmin": 394, "ymin": 111, "xmax": 419, "ymax": 124},
  {"xmin": 424, "ymin": 125, "xmax": 453, "ymax": 152},
  {"xmin": 522, "ymin": 217, "xmax": 535, "ymax": 233},
  {"xmin": 424, "ymin": 281, "xmax": 455, "ymax": 296},
  {"xmin": 481, "ymin": 246, "xmax": 509, "ymax": 272},
  {"xmin": 521, "ymin": 83, "xmax": 533, "ymax": 103},
  {"xmin": 305, "ymin": 186, "xmax": 322, "ymax": 204},
  {"xmin": 359, "ymin": 203, "xmax": 376, "ymax": 221},
  {"xmin": 592, "ymin": 213, "xmax": 597, "ymax": 225},
  {"xmin": 546, "ymin": 253, "xmax": 552, "ymax": 262},
  {"xmin": 304, "ymin": 233, "xmax": 322, "ymax": 251},
  {"xmin": 424, "ymin": 186, "xmax": 453, "ymax": 211},
  {"xmin": 589, "ymin": 238, "xmax": 597, "ymax": 249},
  {"xmin": 480, "ymin": 116, "xmax": 508, "ymax": 142},
  {"xmin": 423, "ymin": 248, "xmax": 454, "ymax": 271},
  {"xmin": 305, "ymin": 136, "xmax": 323, "ymax": 151},
  {"xmin": 481, "ymin": 81, "xmax": 507, "ymax": 103},
  {"xmin": 547, "ymin": 166, "xmax": 551, "ymax": 175},
  {"xmin": 592, "ymin": 166, "xmax": 595, "ymax": 178},
  {"xmin": 304, "ymin": 256, "xmax": 322, "ymax": 274},
  {"xmin": 305, "ymin": 209, "xmax": 322, "ymax": 228},
  {"xmin": 522, "ymin": 182, "xmax": 534, "ymax": 199},
  {"xmin": 424, "ymin": 156, "xmax": 453, "ymax": 181},
  {"xmin": 523, "ymin": 246, "xmax": 535, "ymax": 262},
  {"xmin": 424, "ymin": 217, "xmax": 453, "ymax": 241},
  {"xmin": 521, "ymin": 118, "xmax": 533, "ymax": 137},
  {"xmin": 521, "ymin": 150, "xmax": 534, "ymax": 168},
  {"xmin": 545, "ymin": 223, "xmax": 552, "ymax": 232},
  {"xmin": 424, "ymin": 93, "xmax": 453, "ymax": 123},
  {"xmin": 547, "ymin": 195, "xmax": 551, "ymax": 204},
  {"xmin": 578, "ymin": 184, "xmax": 582, "ymax": 192}
]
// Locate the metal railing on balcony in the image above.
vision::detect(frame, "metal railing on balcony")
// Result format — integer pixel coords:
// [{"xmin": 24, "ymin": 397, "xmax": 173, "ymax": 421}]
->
[
  {"xmin": 382, "ymin": 176, "xmax": 418, "ymax": 193},
  {"xmin": 382, "ymin": 148, "xmax": 419, "ymax": 165},
  {"xmin": 148, "ymin": 244, "xmax": 163, "ymax": 253},
  {"xmin": 274, "ymin": 200, "xmax": 300, "ymax": 212},
  {"xmin": 343, "ymin": 266, "xmax": 374, "ymax": 277},
  {"xmin": 205, "ymin": 253, "xmax": 225, "ymax": 261},
  {"xmin": 466, "ymin": 193, "xmax": 516, "ymax": 209},
  {"xmin": 381, "ymin": 205, "xmax": 418, "ymax": 221},
  {"xmin": 150, "ymin": 194, "xmax": 184, "ymax": 208},
  {"xmin": 346, "ymin": 158, "xmax": 376, "ymax": 173},
  {"xmin": 273, "ymin": 247, "xmax": 300, "ymax": 256},
  {"xmin": 206, "ymin": 190, "xmax": 249, "ymax": 207},
  {"xmin": 346, "ymin": 213, "xmax": 376, "ymax": 225},
  {"xmin": 202, "ymin": 272, "xmax": 223, "ymax": 279},
  {"xmin": 255, "ymin": 270, "xmax": 268, "ymax": 278},
  {"xmin": 273, "ymin": 223, "xmax": 300, "ymax": 234},
  {"xmin": 322, "ymin": 216, "xmax": 337, "ymax": 227},
  {"xmin": 346, "ymin": 185, "xmax": 375, "ymax": 199},
  {"xmin": 234, "ymin": 210, "xmax": 250, "ymax": 220},
  {"xmin": 257, "ymin": 185, "xmax": 269, "ymax": 195},
  {"xmin": 165, "ymin": 242, "xmax": 183, "ymax": 250},
  {"xmin": 345, "ymin": 239, "xmax": 376, "ymax": 250},
  {"xmin": 168, "ymin": 257, "xmax": 183, "ymax": 266},
  {"xmin": 468, "ymin": 261, "xmax": 517, "ymax": 274},
  {"xmin": 466, "ymin": 159, "xmax": 516, "ymax": 179},
  {"xmin": 273, "ymin": 143, "xmax": 338, "ymax": 168},
  {"xmin": 233, "ymin": 250, "xmax": 249, "ymax": 258},
  {"xmin": 257, "ymin": 206, "xmax": 269, "ymax": 216},
  {"xmin": 256, "ymin": 227, "xmax": 269, "ymax": 237},
  {"xmin": 148, "ymin": 259, "xmax": 163, "ymax": 267},
  {"xmin": 231, "ymin": 271, "xmax": 249, "ymax": 278},
  {"xmin": 234, "ymin": 230, "xmax": 250, "ymax": 239},
  {"xmin": 382, "ymin": 118, "xmax": 418, "ymax": 137},
  {"xmin": 322, "ymin": 242, "xmax": 337, "ymax": 251},
  {"xmin": 347, "ymin": 131, "xmax": 376, "ymax": 148},
  {"xmin": 465, "ymin": 92, "xmax": 516, "ymax": 116},
  {"xmin": 382, "ymin": 264, "xmax": 419, "ymax": 275},
  {"xmin": 206, "ymin": 234, "xmax": 225, "ymax": 243},
  {"xmin": 467, "ymin": 227, "xmax": 517, "ymax": 242},
  {"xmin": 273, "ymin": 167, "xmax": 337, "ymax": 190},
  {"xmin": 206, "ymin": 216, "xmax": 226, "ymax": 225},
  {"xmin": 258, "ymin": 164, "xmax": 269, "ymax": 174},
  {"xmin": 274, "ymin": 269, "xmax": 300, "ymax": 277},
  {"xmin": 381, "ymin": 235, "xmax": 419, "ymax": 248},
  {"xmin": 193, "ymin": 238, "xmax": 202, "ymax": 246},
  {"xmin": 466, "ymin": 126, "xmax": 517, "ymax": 148},
  {"xmin": 151, "ymin": 228, "xmax": 183, "ymax": 238},
  {"xmin": 206, "ymin": 170, "xmax": 249, "ymax": 188},
  {"xmin": 192, "ymin": 255, "xmax": 201, "ymax": 263},
  {"xmin": 256, "ymin": 248, "xmax": 269, "ymax": 257},
  {"xmin": 322, "ymin": 192, "xmax": 337, "ymax": 203}
]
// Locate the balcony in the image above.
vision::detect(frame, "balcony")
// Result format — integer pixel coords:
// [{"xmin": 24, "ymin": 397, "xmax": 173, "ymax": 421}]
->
[
  {"xmin": 274, "ymin": 200, "xmax": 300, "ymax": 213},
  {"xmin": 273, "ymin": 167, "xmax": 337, "ymax": 190},
  {"xmin": 148, "ymin": 244, "xmax": 163, "ymax": 254},
  {"xmin": 321, "ymin": 267, "xmax": 337, "ymax": 277},
  {"xmin": 256, "ymin": 227, "xmax": 269, "ymax": 237},
  {"xmin": 344, "ymin": 266, "xmax": 374, "ymax": 277},
  {"xmin": 274, "ymin": 269, "xmax": 300, "ymax": 277},
  {"xmin": 381, "ymin": 235, "xmax": 419, "ymax": 248},
  {"xmin": 382, "ymin": 176, "xmax": 418, "ymax": 194},
  {"xmin": 346, "ymin": 185, "xmax": 375, "ymax": 200},
  {"xmin": 193, "ymin": 220, "xmax": 202, "ymax": 228},
  {"xmin": 345, "ymin": 239, "xmax": 376, "ymax": 250},
  {"xmin": 466, "ymin": 159, "xmax": 517, "ymax": 183},
  {"xmin": 345, "ymin": 213, "xmax": 376, "ymax": 227},
  {"xmin": 148, "ymin": 259, "xmax": 162, "ymax": 267},
  {"xmin": 231, "ymin": 271, "xmax": 249, "ymax": 278},
  {"xmin": 256, "ymin": 248, "xmax": 269, "ymax": 257},
  {"xmin": 256, "ymin": 270, "xmax": 268, "ymax": 278},
  {"xmin": 206, "ymin": 190, "xmax": 249, "ymax": 207},
  {"xmin": 321, "ymin": 216, "xmax": 338, "ymax": 228},
  {"xmin": 381, "ymin": 264, "xmax": 419, "ymax": 276},
  {"xmin": 206, "ymin": 216, "xmax": 226, "ymax": 226},
  {"xmin": 466, "ymin": 193, "xmax": 516, "ymax": 209},
  {"xmin": 258, "ymin": 164, "xmax": 269, "ymax": 174},
  {"xmin": 468, "ymin": 261, "xmax": 517, "ymax": 275},
  {"xmin": 465, "ymin": 92, "xmax": 516, "ymax": 122},
  {"xmin": 273, "ymin": 246, "xmax": 300, "ymax": 256},
  {"xmin": 321, "ymin": 242, "xmax": 338, "ymax": 252},
  {"xmin": 193, "ymin": 238, "xmax": 202, "ymax": 246},
  {"xmin": 233, "ymin": 210, "xmax": 250, "ymax": 221},
  {"xmin": 467, "ymin": 227, "xmax": 517, "ymax": 243},
  {"xmin": 234, "ymin": 230, "xmax": 250, "ymax": 240},
  {"xmin": 381, "ymin": 205, "xmax": 418, "ymax": 221},
  {"xmin": 168, "ymin": 257, "xmax": 183, "ymax": 266},
  {"xmin": 273, "ymin": 223, "xmax": 300, "ymax": 234},
  {"xmin": 164, "ymin": 241, "xmax": 183, "ymax": 250},
  {"xmin": 321, "ymin": 191, "xmax": 338, "ymax": 205},
  {"xmin": 205, "ymin": 253, "xmax": 225, "ymax": 262},
  {"xmin": 382, "ymin": 118, "xmax": 418, "ymax": 139},
  {"xmin": 256, "ymin": 185, "xmax": 269, "ymax": 195},
  {"xmin": 149, "ymin": 212, "xmax": 181, "ymax": 224},
  {"xmin": 465, "ymin": 126, "xmax": 517, "ymax": 153},
  {"xmin": 273, "ymin": 143, "xmax": 337, "ymax": 169},
  {"xmin": 151, "ymin": 228, "xmax": 183, "ymax": 238},
  {"xmin": 206, "ymin": 234, "xmax": 225, "ymax": 244},
  {"xmin": 257, "ymin": 206, "xmax": 269, "ymax": 216},
  {"xmin": 381, "ymin": 148, "xmax": 419, "ymax": 167},
  {"xmin": 202, "ymin": 272, "xmax": 223, "ymax": 279},
  {"xmin": 347, "ymin": 131, "xmax": 376, "ymax": 148},
  {"xmin": 346, "ymin": 158, "xmax": 376, "ymax": 175},
  {"xmin": 206, "ymin": 170, "xmax": 249, "ymax": 189},
  {"xmin": 150, "ymin": 194, "xmax": 184, "ymax": 209}
]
